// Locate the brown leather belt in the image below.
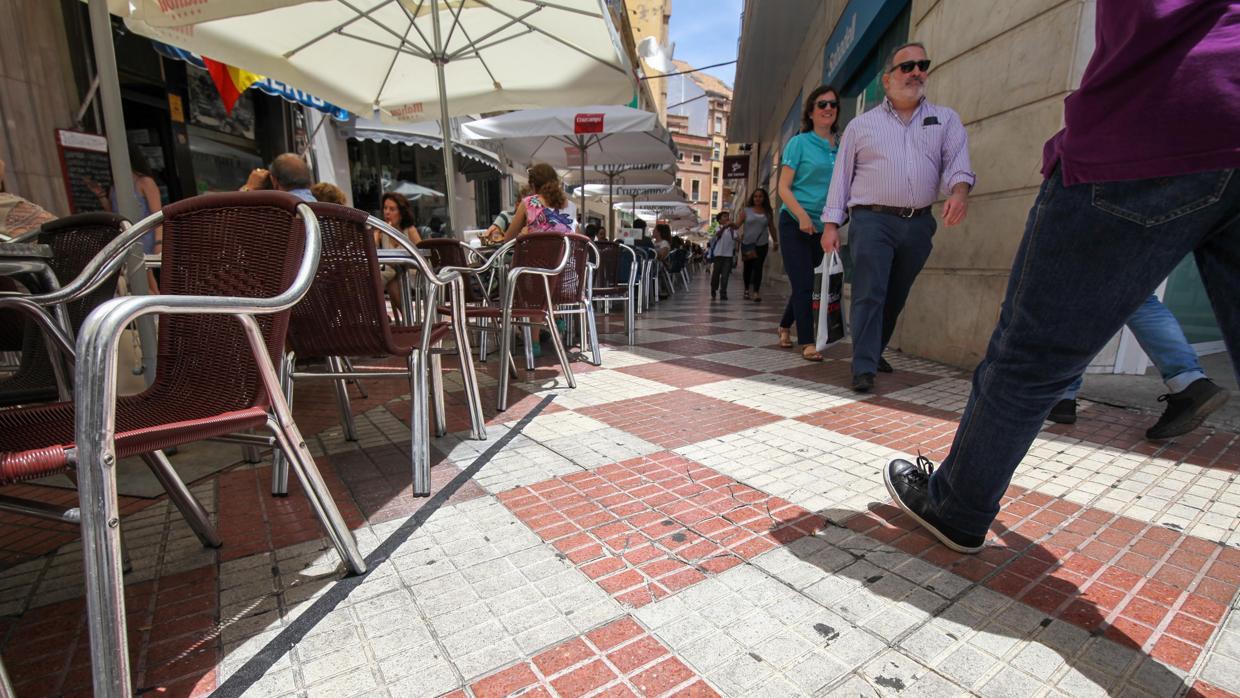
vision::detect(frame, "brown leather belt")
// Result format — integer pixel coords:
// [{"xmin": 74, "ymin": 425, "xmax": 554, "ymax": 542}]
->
[{"xmin": 852, "ymin": 204, "xmax": 932, "ymax": 218}]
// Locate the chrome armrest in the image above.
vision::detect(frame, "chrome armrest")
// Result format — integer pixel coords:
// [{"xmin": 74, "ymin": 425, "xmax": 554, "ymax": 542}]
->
[
  {"xmin": 0, "ymin": 296, "xmax": 77, "ymax": 368},
  {"xmin": 17, "ymin": 215, "xmax": 151, "ymax": 308},
  {"xmin": 440, "ymin": 238, "xmax": 516, "ymax": 278},
  {"xmin": 366, "ymin": 216, "xmax": 459, "ymax": 287}
]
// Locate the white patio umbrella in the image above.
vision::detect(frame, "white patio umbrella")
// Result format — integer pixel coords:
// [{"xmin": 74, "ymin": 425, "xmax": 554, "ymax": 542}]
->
[
  {"xmin": 563, "ymin": 164, "xmax": 676, "ymax": 234},
  {"xmin": 391, "ymin": 180, "xmax": 445, "ymax": 200},
  {"xmin": 106, "ymin": 0, "xmax": 637, "ymax": 231},
  {"xmin": 460, "ymin": 105, "xmax": 677, "ymax": 227},
  {"xmin": 575, "ymin": 182, "xmax": 683, "ymax": 236}
]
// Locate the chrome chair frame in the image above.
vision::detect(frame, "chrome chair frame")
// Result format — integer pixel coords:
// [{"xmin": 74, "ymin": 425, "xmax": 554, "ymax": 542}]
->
[{"xmin": 589, "ymin": 242, "xmax": 637, "ymax": 345}]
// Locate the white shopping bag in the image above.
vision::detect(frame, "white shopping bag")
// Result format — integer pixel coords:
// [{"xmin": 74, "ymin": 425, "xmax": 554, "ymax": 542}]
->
[{"xmin": 815, "ymin": 251, "xmax": 845, "ymax": 352}]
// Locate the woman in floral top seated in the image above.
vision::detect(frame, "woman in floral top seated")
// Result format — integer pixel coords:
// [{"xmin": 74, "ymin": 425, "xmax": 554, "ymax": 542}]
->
[{"xmin": 488, "ymin": 163, "xmax": 577, "ymax": 243}]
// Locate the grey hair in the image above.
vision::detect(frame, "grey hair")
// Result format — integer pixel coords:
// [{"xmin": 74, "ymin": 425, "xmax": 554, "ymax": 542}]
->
[
  {"xmin": 270, "ymin": 153, "xmax": 312, "ymax": 190},
  {"xmin": 883, "ymin": 42, "xmax": 928, "ymax": 72}
]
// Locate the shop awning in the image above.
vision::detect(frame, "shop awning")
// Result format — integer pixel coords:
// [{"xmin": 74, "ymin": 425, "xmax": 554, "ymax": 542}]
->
[
  {"xmin": 340, "ymin": 116, "xmax": 505, "ymax": 174},
  {"xmin": 151, "ymin": 40, "xmax": 350, "ymax": 121},
  {"xmin": 728, "ymin": 0, "xmax": 826, "ymax": 144}
]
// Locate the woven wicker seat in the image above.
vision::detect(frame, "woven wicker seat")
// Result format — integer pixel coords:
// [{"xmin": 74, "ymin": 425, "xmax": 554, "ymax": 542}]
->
[
  {"xmin": 276, "ymin": 204, "xmax": 484, "ymax": 498},
  {"xmin": 0, "ymin": 212, "xmax": 128, "ymax": 407},
  {"xmin": 588, "ymin": 240, "xmax": 636, "ymax": 345},
  {"xmin": 0, "ymin": 191, "xmax": 366, "ymax": 696}
]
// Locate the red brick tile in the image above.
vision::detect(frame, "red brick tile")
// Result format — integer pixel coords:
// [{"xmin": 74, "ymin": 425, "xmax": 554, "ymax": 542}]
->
[
  {"xmin": 598, "ymin": 569, "xmax": 647, "ymax": 594},
  {"xmin": 1150, "ymin": 635, "xmax": 1201, "ymax": 673},
  {"xmin": 1180, "ymin": 595, "xmax": 1228, "ymax": 623},
  {"xmin": 587, "ymin": 618, "xmax": 646, "ymax": 652},
  {"xmin": 550, "ymin": 659, "xmax": 617, "ymax": 698},
  {"xmin": 666, "ymin": 681, "xmax": 722, "ymax": 698},
  {"xmin": 1187, "ymin": 681, "xmax": 1240, "ymax": 698},
  {"xmin": 607, "ymin": 635, "xmax": 669, "ymax": 673},
  {"xmin": 1120, "ymin": 597, "xmax": 1170, "ymax": 628},
  {"xmin": 631, "ymin": 657, "xmax": 696, "ymax": 697},
  {"xmin": 534, "ymin": 638, "xmax": 593, "ymax": 678},
  {"xmin": 582, "ymin": 557, "xmax": 627, "ymax": 580},
  {"xmin": 471, "ymin": 663, "xmax": 543, "ymax": 698},
  {"xmin": 1167, "ymin": 613, "xmax": 1216, "ymax": 647},
  {"xmin": 1105, "ymin": 617, "xmax": 1155, "ymax": 650}
]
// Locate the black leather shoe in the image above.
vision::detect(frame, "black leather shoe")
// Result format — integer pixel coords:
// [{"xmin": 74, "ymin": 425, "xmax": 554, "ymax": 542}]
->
[
  {"xmin": 1047, "ymin": 398, "xmax": 1077, "ymax": 425},
  {"xmin": 877, "ymin": 357, "xmax": 893, "ymax": 373},
  {"xmin": 884, "ymin": 457, "xmax": 985, "ymax": 554},
  {"xmin": 851, "ymin": 373, "xmax": 875, "ymax": 393},
  {"xmin": 1146, "ymin": 378, "xmax": 1229, "ymax": 440}
]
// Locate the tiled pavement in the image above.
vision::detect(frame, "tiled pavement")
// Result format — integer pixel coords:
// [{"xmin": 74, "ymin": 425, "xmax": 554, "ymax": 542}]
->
[{"xmin": 1, "ymin": 272, "xmax": 1238, "ymax": 697}]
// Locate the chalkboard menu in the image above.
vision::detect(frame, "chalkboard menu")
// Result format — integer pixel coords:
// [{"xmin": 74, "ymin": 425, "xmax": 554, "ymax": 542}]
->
[{"xmin": 56, "ymin": 129, "xmax": 112, "ymax": 214}]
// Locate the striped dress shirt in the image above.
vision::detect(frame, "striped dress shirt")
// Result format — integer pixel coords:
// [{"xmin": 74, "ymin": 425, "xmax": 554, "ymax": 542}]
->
[{"xmin": 822, "ymin": 97, "xmax": 975, "ymax": 226}]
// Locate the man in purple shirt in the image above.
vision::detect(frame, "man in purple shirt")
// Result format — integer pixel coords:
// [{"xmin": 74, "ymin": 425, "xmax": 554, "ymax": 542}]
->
[
  {"xmin": 883, "ymin": 0, "xmax": 1240, "ymax": 554},
  {"xmin": 822, "ymin": 42, "xmax": 976, "ymax": 393}
]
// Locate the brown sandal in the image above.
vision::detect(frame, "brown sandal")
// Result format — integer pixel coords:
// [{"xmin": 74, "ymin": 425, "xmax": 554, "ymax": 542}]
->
[
  {"xmin": 777, "ymin": 327, "xmax": 793, "ymax": 348},
  {"xmin": 801, "ymin": 344, "xmax": 824, "ymax": 362}
]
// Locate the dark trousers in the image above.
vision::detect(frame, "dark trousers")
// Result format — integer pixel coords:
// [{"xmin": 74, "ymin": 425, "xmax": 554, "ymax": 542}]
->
[
  {"xmin": 742, "ymin": 244, "xmax": 770, "ymax": 293},
  {"xmin": 710, "ymin": 256, "xmax": 733, "ymax": 296},
  {"xmin": 848, "ymin": 209, "xmax": 935, "ymax": 375},
  {"xmin": 929, "ymin": 168, "xmax": 1240, "ymax": 537},
  {"xmin": 778, "ymin": 211, "xmax": 823, "ymax": 345}
]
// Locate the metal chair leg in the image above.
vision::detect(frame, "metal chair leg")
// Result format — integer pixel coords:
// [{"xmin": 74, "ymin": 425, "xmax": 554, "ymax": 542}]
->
[
  {"xmin": 271, "ymin": 351, "xmax": 295, "ymax": 496},
  {"xmin": 139, "ymin": 450, "xmax": 221, "ymax": 548},
  {"xmin": 585, "ymin": 300, "xmax": 602, "ymax": 366},
  {"xmin": 240, "ymin": 442, "xmax": 262, "ymax": 464},
  {"xmin": 497, "ymin": 307, "xmax": 514, "ymax": 411},
  {"xmin": 266, "ymin": 416, "xmax": 367, "ymax": 573},
  {"xmin": 327, "ymin": 356, "xmax": 358, "ymax": 441},
  {"xmin": 430, "ymin": 347, "xmax": 446, "ymax": 438},
  {"xmin": 341, "ymin": 357, "xmax": 368, "ymax": 398},
  {"xmin": 450, "ymin": 285, "xmax": 486, "ymax": 441},
  {"xmin": 406, "ymin": 351, "xmax": 432, "ymax": 496},
  {"xmin": 522, "ymin": 325, "xmax": 535, "ymax": 370},
  {"xmin": 545, "ymin": 310, "xmax": 575, "ymax": 389}
]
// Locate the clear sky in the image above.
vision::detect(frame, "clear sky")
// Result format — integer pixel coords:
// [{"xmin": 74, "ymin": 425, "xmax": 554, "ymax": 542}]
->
[{"xmin": 667, "ymin": 0, "xmax": 743, "ymax": 88}]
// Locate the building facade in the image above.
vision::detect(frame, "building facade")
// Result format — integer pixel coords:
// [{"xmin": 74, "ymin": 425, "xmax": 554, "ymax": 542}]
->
[
  {"xmin": 667, "ymin": 113, "xmax": 711, "ymax": 224},
  {"xmin": 666, "ymin": 60, "xmax": 733, "ymax": 223},
  {"xmin": 624, "ymin": 0, "xmax": 673, "ymax": 121},
  {"xmin": 728, "ymin": 0, "xmax": 1222, "ymax": 374}
]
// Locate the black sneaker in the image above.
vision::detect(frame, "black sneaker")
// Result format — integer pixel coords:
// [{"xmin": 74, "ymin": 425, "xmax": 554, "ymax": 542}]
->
[
  {"xmin": 877, "ymin": 357, "xmax": 893, "ymax": 373},
  {"xmin": 884, "ymin": 457, "xmax": 985, "ymax": 554},
  {"xmin": 1145, "ymin": 378, "xmax": 1230, "ymax": 440},
  {"xmin": 851, "ymin": 373, "xmax": 875, "ymax": 393},
  {"xmin": 710, "ymin": 292, "xmax": 716, "ymax": 300},
  {"xmin": 1048, "ymin": 398, "xmax": 1077, "ymax": 425}
]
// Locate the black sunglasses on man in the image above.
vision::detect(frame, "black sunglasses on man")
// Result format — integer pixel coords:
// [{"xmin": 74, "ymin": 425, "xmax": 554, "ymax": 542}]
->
[{"xmin": 889, "ymin": 59, "xmax": 932, "ymax": 74}]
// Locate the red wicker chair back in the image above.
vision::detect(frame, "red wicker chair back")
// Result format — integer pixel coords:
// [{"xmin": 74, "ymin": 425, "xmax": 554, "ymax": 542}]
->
[
  {"xmin": 286, "ymin": 203, "xmax": 401, "ymax": 359},
  {"xmin": 591, "ymin": 240, "xmax": 622, "ymax": 290},
  {"xmin": 139, "ymin": 192, "xmax": 307, "ymax": 419},
  {"xmin": 511, "ymin": 232, "xmax": 590, "ymax": 311},
  {"xmin": 417, "ymin": 239, "xmax": 485, "ymax": 303}
]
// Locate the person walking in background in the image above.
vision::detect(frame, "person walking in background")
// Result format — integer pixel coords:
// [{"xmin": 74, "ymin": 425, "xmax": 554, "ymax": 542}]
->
[
  {"xmin": 1049, "ymin": 292, "xmax": 1229, "ymax": 439},
  {"xmin": 823, "ymin": 42, "xmax": 975, "ymax": 393},
  {"xmin": 776, "ymin": 86, "xmax": 839, "ymax": 360},
  {"xmin": 708, "ymin": 211, "xmax": 738, "ymax": 301},
  {"xmin": 736, "ymin": 187, "xmax": 778, "ymax": 302},
  {"xmin": 883, "ymin": 0, "xmax": 1239, "ymax": 555}
]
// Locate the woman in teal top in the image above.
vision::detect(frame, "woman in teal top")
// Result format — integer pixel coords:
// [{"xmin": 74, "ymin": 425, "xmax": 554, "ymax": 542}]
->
[{"xmin": 776, "ymin": 85, "xmax": 840, "ymax": 361}]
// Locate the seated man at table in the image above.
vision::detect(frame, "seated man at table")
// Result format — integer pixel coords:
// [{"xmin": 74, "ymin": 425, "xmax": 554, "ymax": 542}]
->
[
  {"xmin": 0, "ymin": 158, "xmax": 56, "ymax": 239},
  {"xmin": 240, "ymin": 153, "xmax": 316, "ymax": 202}
]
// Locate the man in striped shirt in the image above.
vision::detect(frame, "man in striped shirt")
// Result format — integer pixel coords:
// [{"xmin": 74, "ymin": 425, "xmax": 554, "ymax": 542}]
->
[{"xmin": 822, "ymin": 42, "xmax": 975, "ymax": 393}]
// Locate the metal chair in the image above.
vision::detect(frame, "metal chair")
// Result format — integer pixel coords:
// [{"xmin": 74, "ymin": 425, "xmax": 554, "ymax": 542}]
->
[
  {"xmin": 551, "ymin": 236, "xmax": 601, "ymax": 366},
  {"xmin": 589, "ymin": 240, "xmax": 637, "ymax": 345},
  {"xmin": 273, "ymin": 203, "xmax": 484, "ymax": 498},
  {"xmin": 417, "ymin": 239, "xmax": 495, "ymax": 359},
  {"xmin": 666, "ymin": 247, "xmax": 690, "ymax": 292},
  {"xmin": 0, "ymin": 213, "xmax": 128, "ymax": 406},
  {"xmin": 0, "ymin": 191, "xmax": 364, "ymax": 698},
  {"xmin": 439, "ymin": 232, "xmax": 578, "ymax": 411}
]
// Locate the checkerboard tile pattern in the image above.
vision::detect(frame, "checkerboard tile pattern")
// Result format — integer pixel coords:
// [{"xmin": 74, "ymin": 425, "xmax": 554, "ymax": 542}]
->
[
  {"xmin": 499, "ymin": 453, "xmax": 826, "ymax": 608},
  {"xmin": 0, "ymin": 277, "xmax": 1236, "ymax": 698}
]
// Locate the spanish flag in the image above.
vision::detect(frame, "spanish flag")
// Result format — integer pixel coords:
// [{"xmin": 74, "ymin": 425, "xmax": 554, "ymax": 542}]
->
[{"xmin": 203, "ymin": 58, "xmax": 263, "ymax": 115}]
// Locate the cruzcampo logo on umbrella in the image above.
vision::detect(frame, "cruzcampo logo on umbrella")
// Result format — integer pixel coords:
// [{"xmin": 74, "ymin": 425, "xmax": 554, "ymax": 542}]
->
[{"xmin": 202, "ymin": 57, "xmax": 263, "ymax": 114}]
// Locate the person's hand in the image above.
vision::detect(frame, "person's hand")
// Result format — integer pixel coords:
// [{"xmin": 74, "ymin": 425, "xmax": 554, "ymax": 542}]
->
[
  {"xmin": 243, "ymin": 168, "xmax": 270, "ymax": 191},
  {"xmin": 83, "ymin": 176, "xmax": 106, "ymax": 199},
  {"xmin": 796, "ymin": 211, "xmax": 813, "ymax": 234},
  {"xmin": 820, "ymin": 224, "xmax": 840, "ymax": 253},
  {"xmin": 943, "ymin": 190, "xmax": 969, "ymax": 226}
]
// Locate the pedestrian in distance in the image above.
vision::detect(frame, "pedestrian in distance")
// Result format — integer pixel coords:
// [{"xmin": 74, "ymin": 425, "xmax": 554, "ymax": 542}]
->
[
  {"xmin": 883, "ymin": 0, "xmax": 1240, "ymax": 555},
  {"xmin": 776, "ymin": 85, "xmax": 840, "ymax": 361},
  {"xmin": 822, "ymin": 42, "xmax": 975, "ymax": 393},
  {"xmin": 736, "ymin": 187, "xmax": 778, "ymax": 302},
  {"xmin": 708, "ymin": 211, "xmax": 738, "ymax": 301}
]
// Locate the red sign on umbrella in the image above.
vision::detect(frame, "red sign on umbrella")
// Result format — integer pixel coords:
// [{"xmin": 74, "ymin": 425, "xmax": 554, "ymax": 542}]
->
[{"xmin": 574, "ymin": 113, "xmax": 605, "ymax": 134}]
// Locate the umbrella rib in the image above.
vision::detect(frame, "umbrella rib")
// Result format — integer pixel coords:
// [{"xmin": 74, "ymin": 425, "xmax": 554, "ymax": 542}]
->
[
  {"xmin": 338, "ymin": 28, "xmax": 431, "ymax": 60},
  {"xmin": 508, "ymin": 0, "xmax": 597, "ymax": 19},
  {"xmin": 373, "ymin": 13, "xmax": 421, "ymax": 107},
  {"xmin": 472, "ymin": 0, "xmax": 629, "ymax": 74},
  {"xmin": 286, "ymin": 0, "xmax": 405, "ymax": 58},
  {"xmin": 446, "ymin": 8, "xmax": 541, "ymax": 62},
  {"xmin": 444, "ymin": 8, "xmax": 502, "ymax": 87}
]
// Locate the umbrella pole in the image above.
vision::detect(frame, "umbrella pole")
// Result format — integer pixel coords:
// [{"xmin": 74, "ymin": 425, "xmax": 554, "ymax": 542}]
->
[
  {"xmin": 88, "ymin": 0, "xmax": 157, "ymax": 387},
  {"xmin": 579, "ymin": 149, "xmax": 586, "ymax": 232},
  {"xmin": 430, "ymin": 0, "xmax": 460, "ymax": 236},
  {"xmin": 608, "ymin": 173, "xmax": 615, "ymax": 240}
]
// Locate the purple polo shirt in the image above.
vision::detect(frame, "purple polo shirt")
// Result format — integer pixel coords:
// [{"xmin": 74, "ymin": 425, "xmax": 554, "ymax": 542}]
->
[{"xmin": 1043, "ymin": 0, "xmax": 1240, "ymax": 185}]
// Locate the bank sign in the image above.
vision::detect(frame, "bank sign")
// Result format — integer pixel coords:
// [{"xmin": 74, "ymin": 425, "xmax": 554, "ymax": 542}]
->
[{"xmin": 822, "ymin": 0, "xmax": 910, "ymax": 88}]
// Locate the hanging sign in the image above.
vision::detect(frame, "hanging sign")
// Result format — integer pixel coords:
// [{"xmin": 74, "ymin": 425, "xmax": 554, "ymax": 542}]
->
[
  {"xmin": 55, "ymin": 129, "xmax": 112, "ymax": 214},
  {"xmin": 574, "ymin": 113, "xmax": 605, "ymax": 134},
  {"xmin": 723, "ymin": 154, "xmax": 749, "ymax": 181}
]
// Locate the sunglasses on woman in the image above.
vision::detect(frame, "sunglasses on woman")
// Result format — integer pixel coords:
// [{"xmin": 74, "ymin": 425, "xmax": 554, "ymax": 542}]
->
[
  {"xmin": 889, "ymin": 59, "xmax": 932, "ymax": 74},
  {"xmin": 815, "ymin": 99, "xmax": 839, "ymax": 110}
]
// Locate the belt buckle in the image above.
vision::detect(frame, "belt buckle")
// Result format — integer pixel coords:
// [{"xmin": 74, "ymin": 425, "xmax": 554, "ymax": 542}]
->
[{"xmin": 899, "ymin": 207, "xmax": 915, "ymax": 218}]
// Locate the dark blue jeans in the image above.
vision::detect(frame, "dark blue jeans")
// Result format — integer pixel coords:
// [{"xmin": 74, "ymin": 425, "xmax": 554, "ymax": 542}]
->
[
  {"xmin": 778, "ymin": 211, "xmax": 823, "ymax": 345},
  {"xmin": 848, "ymin": 209, "xmax": 936, "ymax": 375},
  {"xmin": 929, "ymin": 168, "xmax": 1240, "ymax": 537}
]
